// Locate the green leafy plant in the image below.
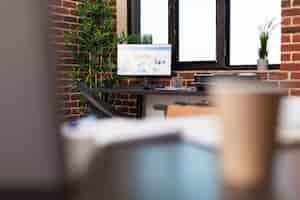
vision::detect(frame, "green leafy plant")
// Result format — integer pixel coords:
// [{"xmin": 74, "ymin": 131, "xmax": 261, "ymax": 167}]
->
[
  {"xmin": 65, "ymin": 0, "xmax": 119, "ymax": 88},
  {"xmin": 258, "ymin": 19, "xmax": 278, "ymax": 60},
  {"xmin": 259, "ymin": 32, "xmax": 269, "ymax": 60},
  {"xmin": 64, "ymin": 0, "xmax": 153, "ymax": 115},
  {"xmin": 64, "ymin": 0, "xmax": 128, "ymax": 113},
  {"xmin": 126, "ymin": 33, "xmax": 153, "ymax": 44}
]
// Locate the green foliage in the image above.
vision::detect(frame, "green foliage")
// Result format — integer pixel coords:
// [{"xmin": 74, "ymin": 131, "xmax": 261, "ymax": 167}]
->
[
  {"xmin": 259, "ymin": 32, "xmax": 269, "ymax": 59},
  {"xmin": 64, "ymin": 0, "xmax": 128, "ymax": 113},
  {"xmin": 64, "ymin": 0, "xmax": 153, "ymax": 114},
  {"xmin": 126, "ymin": 34, "xmax": 153, "ymax": 44},
  {"xmin": 258, "ymin": 19, "xmax": 278, "ymax": 60},
  {"xmin": 64, "ymin": 0, "xmax": 126, "ymax": 90}
]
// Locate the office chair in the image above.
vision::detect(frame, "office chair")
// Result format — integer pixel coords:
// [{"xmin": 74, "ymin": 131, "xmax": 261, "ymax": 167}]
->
[{"xmin": 79, "ymin": 82, "xmax": 131, "ymax": 119}]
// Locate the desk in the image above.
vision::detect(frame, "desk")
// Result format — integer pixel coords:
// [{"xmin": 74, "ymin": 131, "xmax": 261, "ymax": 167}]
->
[
  {"xmin": 78, "ymin": 142, "xmax": 300, "ymax": 200},
  {"xmin": 95, "ymin": 87, "xmax": 208, "ymax": 118}
]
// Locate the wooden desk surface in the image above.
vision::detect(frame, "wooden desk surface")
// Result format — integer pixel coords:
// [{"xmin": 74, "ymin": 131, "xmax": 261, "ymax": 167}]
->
[{"xmin": 77, "ymin": 142, "xmax": 300, "ymax": 200}]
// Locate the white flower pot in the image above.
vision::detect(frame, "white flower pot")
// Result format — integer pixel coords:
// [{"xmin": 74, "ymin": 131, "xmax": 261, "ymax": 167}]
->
[{"xmin": 257, "ymin": 59, "xmax": 268, "ymax": 71}]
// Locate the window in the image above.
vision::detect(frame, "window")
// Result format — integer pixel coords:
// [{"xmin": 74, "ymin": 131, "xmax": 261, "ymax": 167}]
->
[
  {"xmin": 128, "ymin": 0, "xmax": 281, "ymax": 70},
  {"xmin": 140, "ymin": 0, "xmax": 169, "ymax": 44},
  {"xmin": 230, "ymin": 0, "xmax": 281, "ymax": 66},
  {"xmin": 179, "ymin": 0, "xmax": 216, "ymax": 62}
]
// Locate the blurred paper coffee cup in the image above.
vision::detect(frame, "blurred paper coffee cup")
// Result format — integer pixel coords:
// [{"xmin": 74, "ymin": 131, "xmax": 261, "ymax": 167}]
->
[{"xmin": 211, "ymin": 79, "xmax": 283, "ymax": 189}]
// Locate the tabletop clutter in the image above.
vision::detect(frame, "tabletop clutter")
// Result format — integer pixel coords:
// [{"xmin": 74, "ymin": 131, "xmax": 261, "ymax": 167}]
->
[{"xmin": 62, "ymin": 79, "xmax": 300, "ymax": 190}]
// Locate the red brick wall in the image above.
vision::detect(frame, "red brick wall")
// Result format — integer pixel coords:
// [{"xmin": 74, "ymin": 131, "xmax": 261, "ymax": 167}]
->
[
  {"xmin": 281, "ymin": 0, "xmax": 300, "ymax": 95},
  {"xmin": 50, "ymin": 0, "xmax": 300, "ymax": 120},
  {"xmin": 50, "ymin": 0, "xmax": 80, "ymax": 121}
]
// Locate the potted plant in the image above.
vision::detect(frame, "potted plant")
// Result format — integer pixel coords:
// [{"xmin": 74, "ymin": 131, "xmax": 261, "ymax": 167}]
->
[
  {"xmin": 64, "ymin": 0, "xmax": 131, "ymax": 114},
  {"xmin": 257, "ymin": 19, "xmax": 278, "ymax": 70}
]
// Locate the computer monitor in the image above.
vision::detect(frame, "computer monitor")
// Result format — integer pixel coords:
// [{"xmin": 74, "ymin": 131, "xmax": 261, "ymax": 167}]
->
[{"xmin": 117, "ymin": 44, "xmax": 172, "ymax": 77}]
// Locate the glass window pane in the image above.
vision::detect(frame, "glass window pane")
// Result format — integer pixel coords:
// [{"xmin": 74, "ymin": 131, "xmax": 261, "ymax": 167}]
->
[
  {"xmin": 179, "ymin": 0, "xmax": 216, "ymax": 62},
  {"xmin": 230, "ymin": 0, "xmax": 281, "ymax": 65},
  {"xmin": 140, "ymin": 0, "xmax": 169, "ymax": 44}
]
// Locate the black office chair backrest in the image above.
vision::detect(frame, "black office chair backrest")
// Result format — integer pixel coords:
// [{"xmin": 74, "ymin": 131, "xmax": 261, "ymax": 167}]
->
[{"xmin": 79, "ymin": 82, "xmax": 114, "ymax": 118}]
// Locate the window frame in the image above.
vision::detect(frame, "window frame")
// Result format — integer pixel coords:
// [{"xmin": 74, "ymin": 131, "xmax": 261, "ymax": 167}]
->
[
  {"xmin": 127, "ymin": 0, "xmax": 280, "ymax": 71},
  {"xmin": 172, "ymin": 0, "xmax": 227, "ymax": 70},
  {"xmin": 227, "ymin": 0, "xmax": 280, "ymax": 70}
]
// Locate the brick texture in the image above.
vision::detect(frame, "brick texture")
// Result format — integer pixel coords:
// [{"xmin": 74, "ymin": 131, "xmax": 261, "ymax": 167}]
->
[
  {"xmin": 280, "ymin": 0, "xmax": 300, "ymax": 94},
  {"xmin": 50, "ymin": 0, "xmax": 87, "ymax": 121},
  {"xmin": 50, "ymin": 0, "xmax": 300, "ymax": 120}
]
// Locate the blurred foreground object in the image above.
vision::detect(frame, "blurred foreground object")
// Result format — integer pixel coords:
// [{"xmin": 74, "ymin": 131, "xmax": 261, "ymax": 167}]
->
[
  {"xmin": 212, "ymin": 79, "xmax": 283, "ymax": 189},
  {"xmin": 0, "ymin": 0, "xmax": 65, "ymax": 198},
  {"xmin": 62, "ymin": 117, "xmax": 98, "ymax": 183},
  {"xmin": 71, "ymin": 133, "xmax": 300, "ymax": 200}
]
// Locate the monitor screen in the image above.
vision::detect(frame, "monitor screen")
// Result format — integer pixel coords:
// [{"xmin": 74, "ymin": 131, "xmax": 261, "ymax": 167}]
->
[{"xmin": 117, "ymin": 44, "xmax": 172, "ymax": 76}]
